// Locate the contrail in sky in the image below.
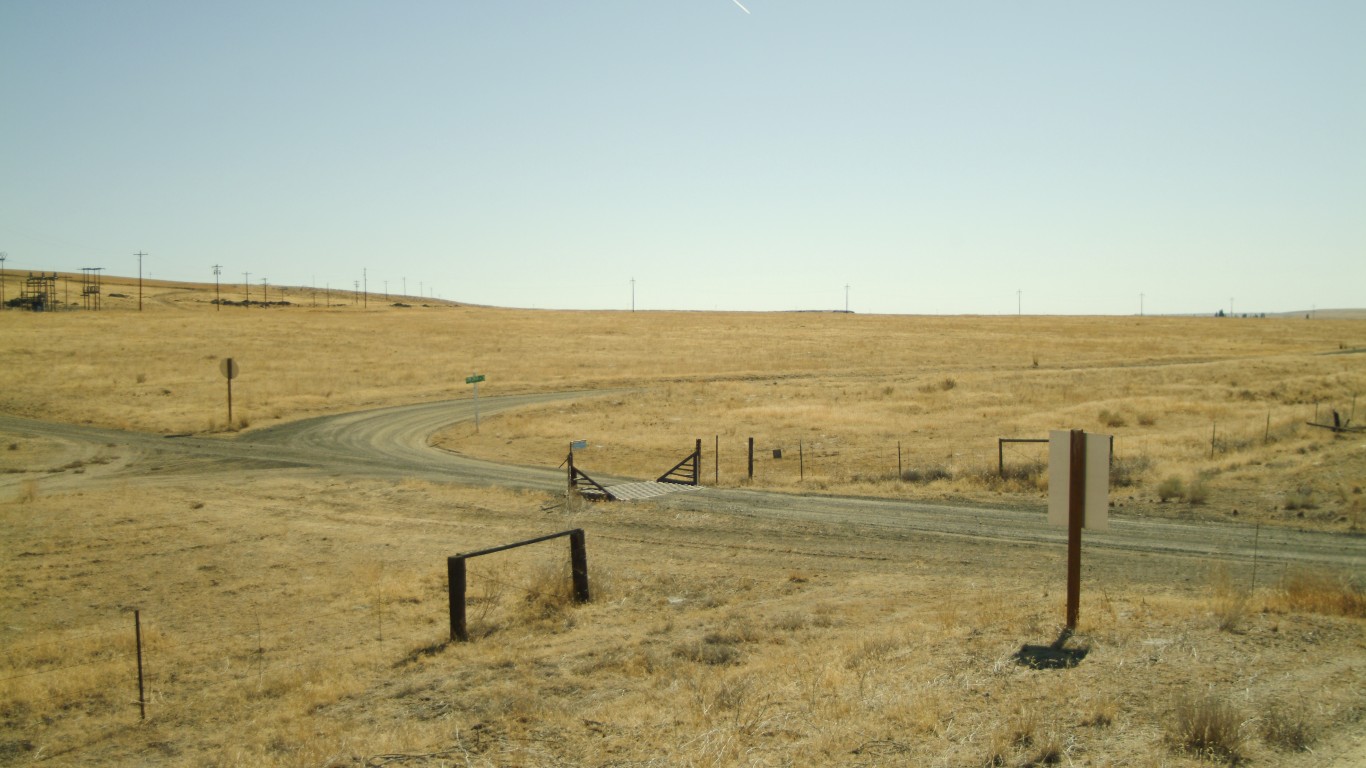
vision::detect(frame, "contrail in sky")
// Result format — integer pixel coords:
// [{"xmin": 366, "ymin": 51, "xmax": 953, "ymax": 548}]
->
[{"xmin": 732, "ymin": 0, "xmax": 751, "ymax": 13}]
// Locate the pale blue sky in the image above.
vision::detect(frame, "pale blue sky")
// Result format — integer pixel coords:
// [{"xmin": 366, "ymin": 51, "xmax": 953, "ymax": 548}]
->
[{"xmin": 2, "ymin": 1, "xmax": 1362, "ymax": 314}]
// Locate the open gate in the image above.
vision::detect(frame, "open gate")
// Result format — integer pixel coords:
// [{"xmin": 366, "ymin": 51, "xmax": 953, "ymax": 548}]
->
[
  {"xmin": 566, "ymin": 450, "xmax": 616, "ymax": 501},
  {"xmin": 657, "ymin": 438, "xmax": 701, "ymax": 486}
]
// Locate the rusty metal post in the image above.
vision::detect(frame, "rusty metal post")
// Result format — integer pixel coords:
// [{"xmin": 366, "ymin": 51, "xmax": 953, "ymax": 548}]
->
[
  {"xmin": 567, "ymin": 448, "xmax": 576, "ymax": 495},
  {"xmin": 748, "ymin": 437, "xmax": 754, "ymax": 480},
  {"xmin": 694, "ymin": 439, "xmax": 701, "ymax": 485},
  {"xmin": 1066, "ymin": 429, "xmax": 1085, "ymax": 631},
  {"xmin": 569, "ymin": 530, "xmax": 590, "ymax": 603},
  {"xmin": 998, "ymin": 438, "xmax": 1005, "ymax": 477},
  {"xmin": 134, "ymin": 609, "xmax": 146, "ymax": 720},
  {"xmin": 448, "ymin": 556, "xmax": 468, "ymax": 642}
]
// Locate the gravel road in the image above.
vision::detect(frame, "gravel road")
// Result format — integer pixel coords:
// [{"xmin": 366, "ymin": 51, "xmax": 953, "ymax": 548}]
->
[{"xmin": 2, "ymin": 392, "xmax": 1361, "ymax": 571}]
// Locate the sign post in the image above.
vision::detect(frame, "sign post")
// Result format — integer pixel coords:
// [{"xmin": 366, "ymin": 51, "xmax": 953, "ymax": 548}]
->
[
  {"xmin": 219, "ymin": 358, "xmax": 240, "ymax": 427},
  {"xmin": 1048, "ymin": 429, "xmax": 1110, "ymax": 631},
  {"xmin": 466, "ymin": 373, "xmax": 486, "ymax": 432}
]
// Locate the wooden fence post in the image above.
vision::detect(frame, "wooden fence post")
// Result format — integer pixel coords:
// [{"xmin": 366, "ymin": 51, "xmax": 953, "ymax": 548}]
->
[
  {"xmin": 448, "ymin": 556, "xmax": 468, "ymax": 642},
  {"xmin": 569, "ymin": 530, "xmax": 590, "ymax": 603}
]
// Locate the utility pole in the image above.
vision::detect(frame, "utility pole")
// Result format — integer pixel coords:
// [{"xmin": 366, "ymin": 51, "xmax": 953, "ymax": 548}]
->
[
  {"xmin": 631, "ymin": 277, "xmax": 635, "ymax": 312},
  {"xmin": 0, "ymin": 251, "xmax": 7, "ymax": 307},
  {"xmin": 844, "ymin": 284, "xmax": 850, "ymax": 313},
  {"xmin": 243, "ymin": 272, "xmax": 250, "ymax": 304},
  {"xmin": 403, "ymin": 277, "xmax": 407, "ymax": 297},
  {"xmin": 1230, "ymin": 297, "xmax": 1235, "ymax": 317},
  {"xmin": 213, "ymin": 264, "xmax": 221, "ymax": 310},
  {"xmin": 384, "ymin": 280, "xmax": 389, "ymax": 301},
  {"xmin": 135, "ymin": 251, "xmax": 147, "ymax": 311},
  {"xmin": 363, "ymin": 268, "xmax": 368, "ymax": 309},
  {"xmin": 1017, "ymin": 289, "xmax": 1022, "ymax": 316},
  {"xmin": 353, "ymin": 280, "xmax": 359, "ymax": 305},
  {"xmin": 261, "ymin": 277, "xmax": 268, "ymax": 304},
  {"xmin": 1139, "ymin": 292, "xmax": 1144, "ymax": 317}
]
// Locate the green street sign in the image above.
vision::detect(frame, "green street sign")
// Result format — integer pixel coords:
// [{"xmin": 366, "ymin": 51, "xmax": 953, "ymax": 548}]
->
[{"xmin": 466, "ymin": 374, "xmax": 485, "ymax": 384}]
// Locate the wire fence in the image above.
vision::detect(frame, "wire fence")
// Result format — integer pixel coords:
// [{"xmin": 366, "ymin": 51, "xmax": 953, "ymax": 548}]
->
[{"xmin": 0, "ymin": 552, "xmax": 575, "ymax": 759}]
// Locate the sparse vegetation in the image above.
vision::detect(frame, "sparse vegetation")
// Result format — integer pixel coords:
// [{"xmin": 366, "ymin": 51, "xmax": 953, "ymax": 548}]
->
[{"xmin": 1098, "ymin": 408, "xmax": 1127, "ymax": 428}]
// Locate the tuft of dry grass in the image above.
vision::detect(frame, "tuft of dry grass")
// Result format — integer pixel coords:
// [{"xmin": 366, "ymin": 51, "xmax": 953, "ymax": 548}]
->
[
  {"xmin": 1268, "ymin": 570, "xmax": 1366, "ymax": 617},
  {"xmin": 1260, "ymin": 704, "xmax": 1318, "ymax": 752},
  {"xmin": 1168, "ymin": 693, "xmax": 1248, "ymax": 764}
]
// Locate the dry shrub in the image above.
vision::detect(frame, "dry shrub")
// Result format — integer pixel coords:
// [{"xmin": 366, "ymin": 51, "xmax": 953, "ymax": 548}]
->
[
  {"xmin": 1109, "ymin": 454, "xmax": 1152, "ymax": 488},
  {"xmin": 1167, "ymin": 693, "xmax": 1247, "ymax": 764},
  {"xmin": 1269, "ymin": 570, "xmax": 1365, "ymax": 617},
  {"xmin": 1158, "ymin": 474, "xmax": 1209, "ymax": 504},
  {"xmin": 1157, "ymin": 475, "xmax": 1185, "ymax": 502},
  {"xmin": 1098, "ymin": 408, "xmax": 1127, "ymax": 428},
  {"xmin": 1080, "ymin": 696, "xmax": 1118, "ymax": 727},
  {"xmin": 1209, "ymin": 567, "xmax": 1250, "ymax": 632},
  {"xmin": 517, "ymin": 562, "xmax": 577, "ymax": 624},
  {"xmin": 976, "ymin": 461, "xmax": 1043, "ymax": 491},
  {"xmin": 901, "ymin": 466, "xmax": 952, "ymax": 484},
  {"xmin": 1282, "ymin": 488, "xmax": 1316, "ymax": 510},
  {"xmin": 1259, "ymin": 704, "xmax": 1316, "ymax": 751}
]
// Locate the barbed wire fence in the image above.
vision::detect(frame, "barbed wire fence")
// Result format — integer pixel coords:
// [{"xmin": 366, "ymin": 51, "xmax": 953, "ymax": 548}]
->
[{"xmin": 0, "ymin": 552, "xmax": 575, "ymax": 760}]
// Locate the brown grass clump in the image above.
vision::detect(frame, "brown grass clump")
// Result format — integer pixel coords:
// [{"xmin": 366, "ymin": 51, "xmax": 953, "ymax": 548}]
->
[
  {"xmin": 1268, "ymin": 570, "xmax": 1366, "ymax": 617},
  {"xmin": 1260, "ymin": 704, "xmax": 1318, "ymax": 752},
  {"xmin": 1168, "ymin": 693, "xmax": 1248, "ymax": 764}
]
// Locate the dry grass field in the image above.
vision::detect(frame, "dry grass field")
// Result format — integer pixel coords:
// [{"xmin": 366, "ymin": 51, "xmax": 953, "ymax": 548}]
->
[
  {"xmin": 3, "ymin": 275, "xmax": 1363, "ymax": 528},
  {"xmin": 1, "ymin": 275, "xmax": 1364, "ymax": 766}
]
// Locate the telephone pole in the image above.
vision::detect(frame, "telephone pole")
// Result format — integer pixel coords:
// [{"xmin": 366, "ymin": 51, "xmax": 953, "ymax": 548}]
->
[
  {"xmin": 0, "ymin": 252, "xmax": 7, "ymax": 307},
  {"xmin": 363, "ymin": 268, "xmax": 368, "ymax": 309},
  {"xmin": 1017, "ymin": 289, "xmax": 1022, "ymax": 316},
  {"xmin": 631, "ymin": 277, "xmax": 635, "ymax": 312},
  {"xmin": 261, "ymin": 277, "xmax": 268, "ymax": 304},
  {"xmin": 1140, "ymin": 292, "xmax": 1144, "ymax": 317},
  {"xmin": 243, "ymin": 272, "xmax": 250, "ymax": 303},
  {"xmin": 213, "ymin": 264, "xmax": 221, "ymax": 310},
  {"xmin": 135, "ymin": 251, "xmax": 147, "ymax": 311},
  {"xmin": 844, "ymin": 284, "xmax": 850, "ymax": 313}
]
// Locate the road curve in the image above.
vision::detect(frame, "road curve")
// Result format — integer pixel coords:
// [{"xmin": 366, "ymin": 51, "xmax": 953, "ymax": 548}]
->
[{"xmin": 3, "ymin": 392, "xmax": 1363, "ymax": 570}]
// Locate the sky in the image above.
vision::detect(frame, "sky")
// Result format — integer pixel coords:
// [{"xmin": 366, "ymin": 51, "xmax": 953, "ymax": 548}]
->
[{"xmin": 2, "ymin": 1, "xmax": 1362, "ymax": 315}]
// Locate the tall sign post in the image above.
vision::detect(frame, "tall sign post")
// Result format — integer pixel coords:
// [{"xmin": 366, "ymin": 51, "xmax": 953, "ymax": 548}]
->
[
  {"xmin": 220, "ymin": 358, "xmax": 240, "ymax": 427},
  {"xmin": 1048, "ymin": 429, "xmax": 1110, "ymax": 631},
  {"xmin": 466, "ymin": 373, "xmax": 485, "ymax": 432}
]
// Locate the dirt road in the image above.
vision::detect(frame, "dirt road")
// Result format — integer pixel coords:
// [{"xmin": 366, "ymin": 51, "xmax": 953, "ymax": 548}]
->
[{"xmin": 2, "ymin": 391, "xmax": 1360, "ymax": 573}]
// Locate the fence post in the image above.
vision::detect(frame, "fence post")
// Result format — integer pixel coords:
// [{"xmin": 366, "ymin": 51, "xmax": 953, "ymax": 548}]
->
[
  {"xmin": 569, "ymin": 529, "xmax": 590, "ymax": 603},
  {"xmin": 799, "ymin": 439, "xmax": 804, "ymax": 481},
  {"xmin": 897, "ymin": 441, "xmax": 902, "ymax": 479},
  {"xmin": 1066, "ymin": 430, "xmax": 1085, "ymax": 631},
  {"xmin": 748, "ymin": 437, "xmax": 754, "ymax": 480},
  {"xmin": 998, "ymin": 438, "xmax": 1004, "ymax": 477},
  {"xmin": 448, "ymin": 556, "xmax": 468, "ymax": 642},
  {"xmin": 134, "ymin": 609, "xmax": 146, "ymax": 721},
  {"xmin": 714, "ymin": 435, "xmax": 719, "ymax": 484},
  {"xmin": 694, "ymin": 438, "xmax": 701, "ymax": 486}
]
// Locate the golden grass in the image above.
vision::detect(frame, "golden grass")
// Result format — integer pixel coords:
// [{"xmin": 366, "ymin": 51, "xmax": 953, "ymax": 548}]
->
[
  {"xmin": 2, "ymin": 277, "xmax": 1364, "ymax": 765},
  {"xmin": 7, "ymin": 274, "xmax": 1361, "ymax": 527},
  {"xmin": 2, "ymin": 472, "xmax": 1363, "ymax": 766}
]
